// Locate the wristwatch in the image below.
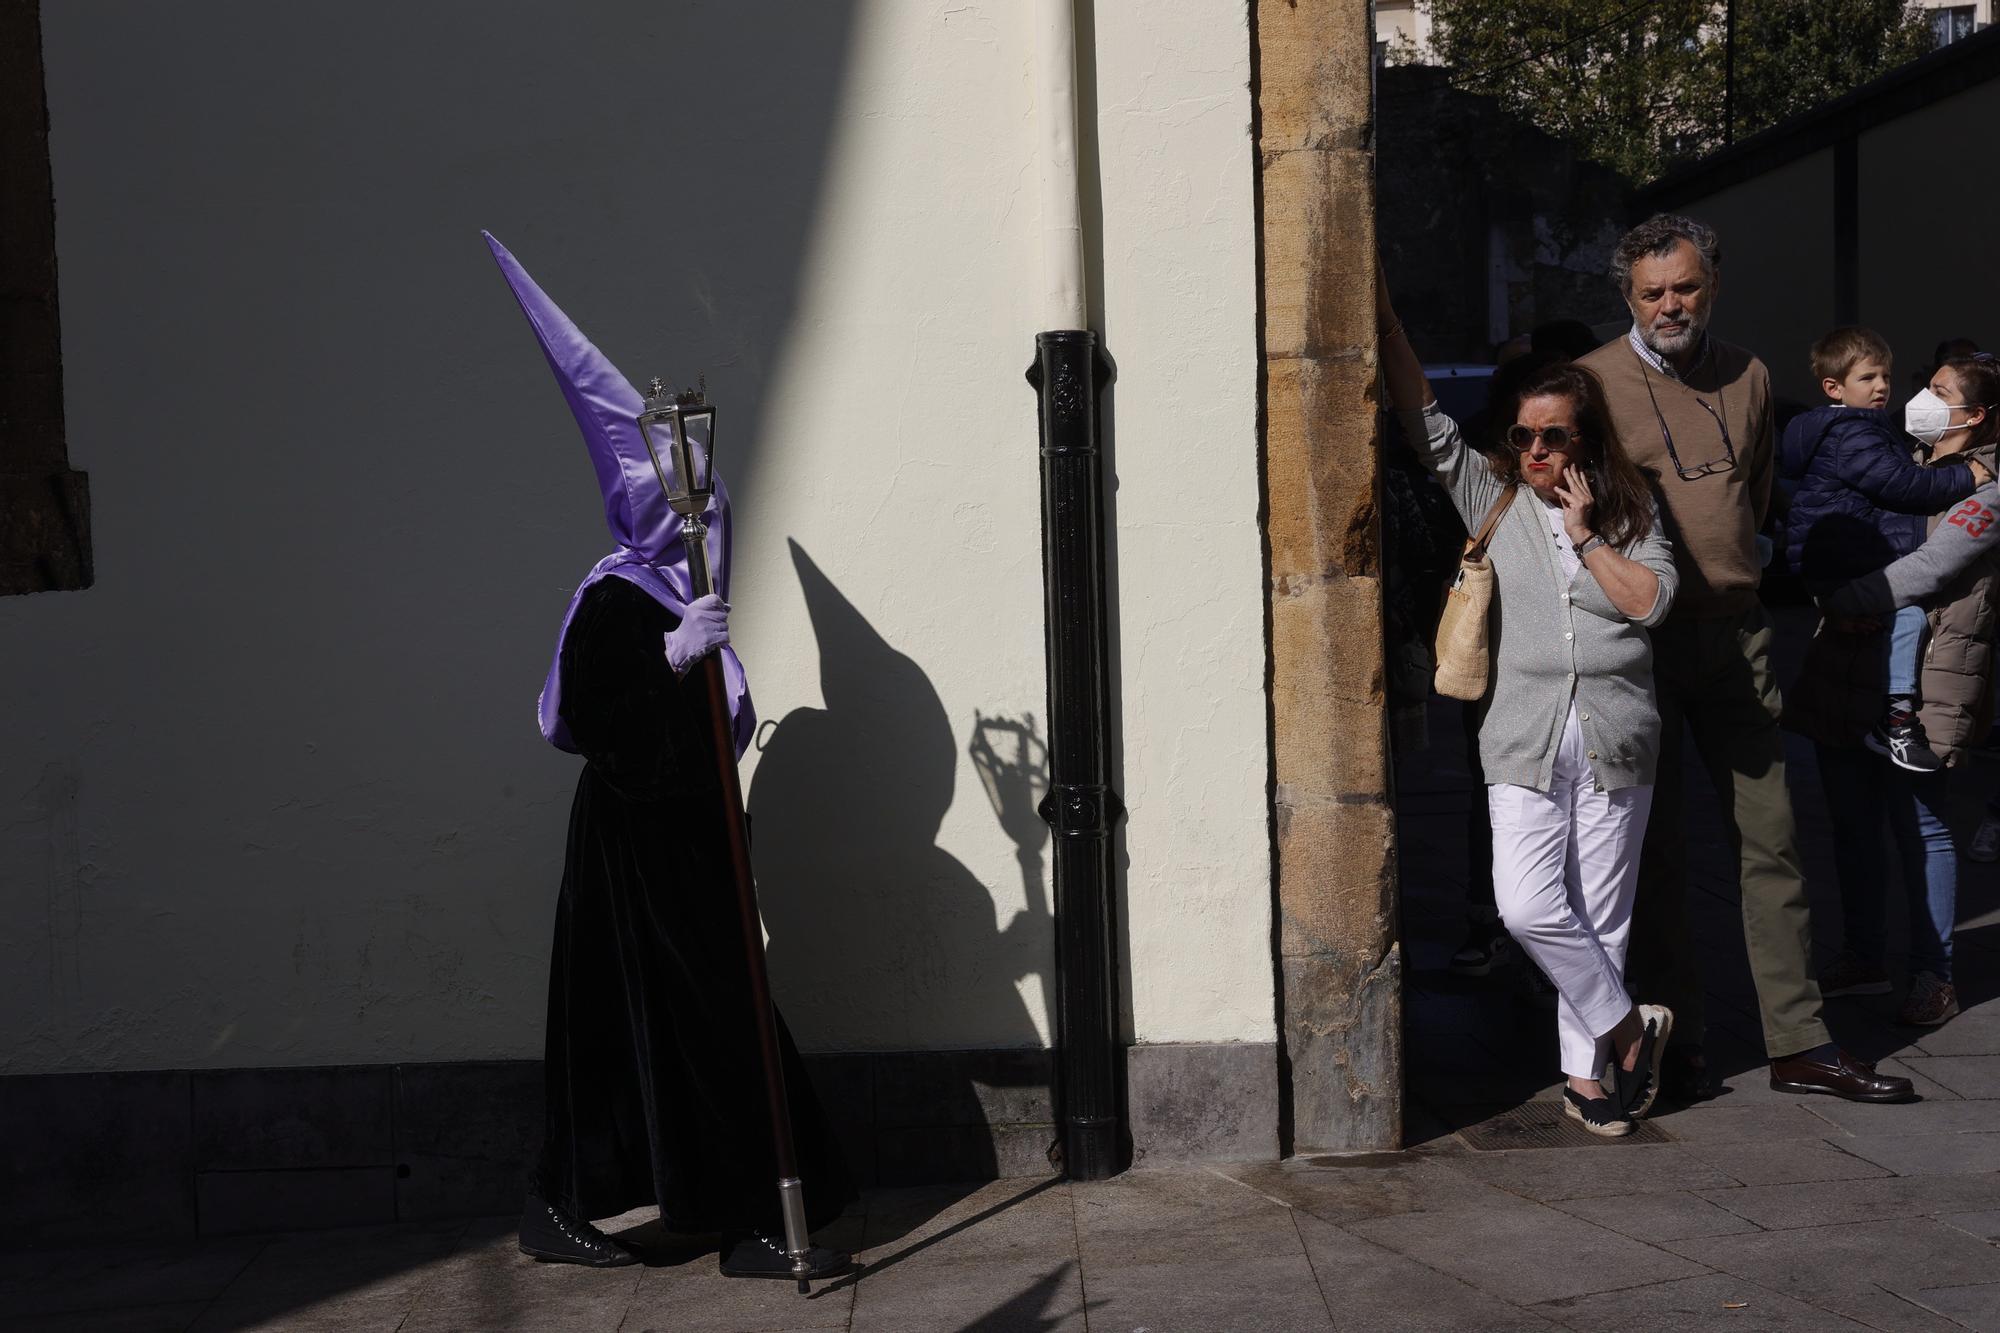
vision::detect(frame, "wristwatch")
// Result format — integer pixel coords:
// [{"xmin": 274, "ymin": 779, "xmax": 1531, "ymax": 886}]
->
[{"xmin": 1574, "ymin": 534, "xmax": 1606, "ymax": 558}]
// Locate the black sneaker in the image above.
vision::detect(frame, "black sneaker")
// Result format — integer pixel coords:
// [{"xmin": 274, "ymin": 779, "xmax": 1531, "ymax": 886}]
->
[
  {"xmin": 1561, "ymin": 1087, "xmax": 1633, "ymax": 1138},
  {"xmin": 1660, "ymin": 1046, "xmax": 1719, "ymax": 1105},
  {"xmin": 720, "ymin": 1230, "xmax": 853, "ymax": 1281},
  {"xmin": 518, "ymin": 1195, "xmax": 638, "ymax": 1267},
  {"xmin": 1865, "ymin": 709, "xmax": 1943, "ymax": 772}
]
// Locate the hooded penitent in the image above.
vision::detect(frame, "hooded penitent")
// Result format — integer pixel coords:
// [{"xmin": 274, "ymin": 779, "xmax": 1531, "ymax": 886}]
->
[{"xmin": 483, "ymin": 231, "xmax": 754, "ymax": 757}]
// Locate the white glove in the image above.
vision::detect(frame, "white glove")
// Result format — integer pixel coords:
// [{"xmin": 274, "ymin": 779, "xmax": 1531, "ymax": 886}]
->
[{"xmin": 663, "ymin": 594, "xmax": 730, "ymax": 675}]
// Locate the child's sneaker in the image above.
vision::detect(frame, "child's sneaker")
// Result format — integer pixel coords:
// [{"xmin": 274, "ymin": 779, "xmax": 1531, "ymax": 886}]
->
[
  {"xmin": 1450, "ymin": 918, "xmax": 1515, "ymax": 977},
  {"xmin": 1899, "ymin": 972, "xmax": 1959, "ymax": 1027},
  {"xmin": 1865, "ymin": 707, "xmax": 1944, "ymax": 772},
  {"xmin": 1967, "ymin": 814, "xmax": 2000, "ymax": 863},
  {"xmin": 1818, "ymin": 950, "xmax": 1891, "ymax": 997}
]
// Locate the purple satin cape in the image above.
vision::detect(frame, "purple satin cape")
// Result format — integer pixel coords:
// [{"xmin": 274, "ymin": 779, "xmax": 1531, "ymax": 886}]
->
[{"xmin": 484, "ymin": 232, "xmax": 755, "ymax": 757}]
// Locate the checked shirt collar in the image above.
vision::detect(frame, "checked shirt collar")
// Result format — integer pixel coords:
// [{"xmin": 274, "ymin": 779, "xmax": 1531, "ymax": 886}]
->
[{"xmin": 1628, "ymin": 324, "xmax": 1712, "ymax": 382}]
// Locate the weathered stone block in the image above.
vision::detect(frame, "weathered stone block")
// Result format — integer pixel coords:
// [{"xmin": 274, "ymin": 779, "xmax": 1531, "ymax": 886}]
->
[
  {"xmin": 1275, "ymin": 800, "xmax": 1396, "ymax": 960},
  {"xmin": 197, "ymin": 1166, "xmax": 397, "ymax": 1235},
  {"xmin": 1254, "ymin": 1, "xmax": 1376, "ymax": 154},
  {"xmin": 1264, "ymin": 360, "xmax": 1382, "ymax": 586},
  {"xmin": 1283, "ymin": 948, "xmax": 1402, "ymax": 1153},
  {"xmin": 193, "ymin": 1066, "xmax": 393, "ymax": 1172},
  {"xmin": 1127, "ymin": 1042, "xmax": 1279, "ymax": 1166},
  {"xmin": 0, "ymin": 1070, "xmax": 194, "ymax": 1240},
  {"xmin": 1259, "ymin": 148, "xmax": 1379, "ymax": 362},
  {"xmin": 392, "ymin": 1060, "xmax": 540, "ymax": 1221}
]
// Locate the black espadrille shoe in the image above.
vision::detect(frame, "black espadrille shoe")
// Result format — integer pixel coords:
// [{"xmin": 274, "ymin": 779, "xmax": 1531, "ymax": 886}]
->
[
  {"xmin": 1611, "ymin": 1004, "xmax": 1674, "ymax": 1120},
  {"xmin": 1562, "ymin": 1086, "xmax": 1633, "ymax": 1138}
]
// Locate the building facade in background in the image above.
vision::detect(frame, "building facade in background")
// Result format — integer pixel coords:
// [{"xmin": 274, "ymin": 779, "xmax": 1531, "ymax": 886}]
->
[{"xmin": 2, "ymin": 0, "xmax": 1394, "ymax": 1239}]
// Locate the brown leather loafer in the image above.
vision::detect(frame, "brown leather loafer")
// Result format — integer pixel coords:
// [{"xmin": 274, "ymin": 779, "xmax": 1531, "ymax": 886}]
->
[{"xmin": 1769, "ymin": 1048, "xmax": 1918, "ymax": 1104}]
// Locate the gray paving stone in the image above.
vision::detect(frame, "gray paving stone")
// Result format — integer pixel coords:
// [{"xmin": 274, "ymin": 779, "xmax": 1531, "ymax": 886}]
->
[
  {"xmin": 1650, "ymin": 1103, "xmax": 1842, "ymax": 1145},
  {"xmin": 1878, "ymin": 1056, "xmax": 1969, "ymax": 1102},
  {"xmin": 1697, "ymin": 1173, "xmax": 2000, "ymax": 1230},
  {"xmin": 1912, "ymin": 1010, "xmax": 2000, "ymax": 1058},
  {"xmin": 855, "ymin": 1176, "xmax": 1072, "ymax": 1268},
  {"xmin": 396, "ymin": 1220, "xmax": 645, "ymax": 1331},
  {"xmin": 1939, "ymin": 1210, "xmax": 2000, "ymax": 1242},
  {"xmin": 1551, "ymin": 1190, "xmax": 1762, "ymax": 1242},
  {"xmin": 851, "ymin": 1258, "xmax": 1084, "ymax": 1333},
  {"xmin": 621, "ymin": 1259, "xmax": 856, "ymax": 1332},
  {"xmin": 1667, "ymin": 1216, "xmax": 2000, "ymax": 1302},
  {"xmin": 1840, "ymin": 1130, "xmax": 2000, "ymax": 1177},
  {"xmin": 1071, "ymin": 1168, "xmax": 1303, "ymax": 1267},
  {"xmin": 1292, "ymin": 1213, "xmax": 1557, "ymax": 1331},
  {"xmin": 1680, "ymin": 1137, "xmax": 1891, "ymax": 1187},
  {"xmin": 185, "ymin": 1221, "xmax": 463, "ymax": 1331},
  {"xmin": 1897, "ymin": 1055, "xmax": 2000, "ymax": 1099},
  {"xmin": 0, "ymin": 1237, "xmax": 264, "ymax": 1317},
  {"xmin": 1082, "ymin": 1253, "xmax": 1333, "ymax": 1333},
  {"xmin": 8, "ymin": 1306, "xmax": 210, "ymax": 1333},
  {"xmin": 1812, "ymin": 1288, "xmax": 1978, "ymax": 1332},
  {"xmin": 1908, "ymin": 1281, "xmax": 2000, "ymax": 1332},
  {"xmin": 1348, "ymin": 1199, "xmax": 1706, "ymax": 1305},
  {"xmin": 1797, "ymin": 1096, "xmax": 2000, "ymax": 1137},
  {"xmin": 1226, "ymin": 1155, "xmax": 1527, "ymax": 1224},
  {"xmin": 1527, "ymin": 1272, "xmax": 1876, "ymax": 1332},
  {"xmin": 1439, "ymin": 1142, "xmax": 1742, "ymax": 1202}
]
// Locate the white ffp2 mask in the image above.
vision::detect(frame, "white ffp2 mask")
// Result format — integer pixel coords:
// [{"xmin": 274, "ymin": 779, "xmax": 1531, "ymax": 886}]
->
[{"xmin": 1906, "ymin": 388, "xmax": 1970, "ymax": 447}]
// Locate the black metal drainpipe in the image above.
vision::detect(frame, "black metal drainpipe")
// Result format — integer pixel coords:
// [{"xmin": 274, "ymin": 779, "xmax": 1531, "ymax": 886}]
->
[{"xmin": 1026, "ymin": 328, "xmax": 1124, "ymax": 1182}]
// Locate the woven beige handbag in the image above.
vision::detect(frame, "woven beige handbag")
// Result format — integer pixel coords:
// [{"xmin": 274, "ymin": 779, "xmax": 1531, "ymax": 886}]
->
[{"xmin": 1432, "ymin": 486, "xmax": 1519, "ymax": 702}]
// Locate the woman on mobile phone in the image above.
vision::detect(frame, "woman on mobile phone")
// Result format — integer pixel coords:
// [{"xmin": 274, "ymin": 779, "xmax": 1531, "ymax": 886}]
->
[{"xmin": 1381, "ymin": 272, "xmax": 1681, "ymax": 1137}]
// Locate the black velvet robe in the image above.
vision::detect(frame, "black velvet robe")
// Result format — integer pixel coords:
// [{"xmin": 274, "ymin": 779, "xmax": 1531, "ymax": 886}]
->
[{"xmin": 534, "ymin": 577, "xmax": 855, "ymax": 1232}]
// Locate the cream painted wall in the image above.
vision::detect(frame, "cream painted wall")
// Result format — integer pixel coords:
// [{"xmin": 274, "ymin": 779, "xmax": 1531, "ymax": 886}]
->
[{"xmin": 1, "ymin": 0, "xmax": 1270, "ymax": 1074}]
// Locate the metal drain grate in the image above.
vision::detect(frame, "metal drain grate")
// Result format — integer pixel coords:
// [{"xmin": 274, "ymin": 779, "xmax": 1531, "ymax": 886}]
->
[{"xmin": 1456, "ymin": 1101, "xmax": 1671, "ymax": 1150}]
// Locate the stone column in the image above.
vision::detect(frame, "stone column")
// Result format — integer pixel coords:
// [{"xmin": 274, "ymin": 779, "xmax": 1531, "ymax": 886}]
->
[{"xmin": 1254, "ymin": 0, "xmax": 1400, "ymax": 1153}]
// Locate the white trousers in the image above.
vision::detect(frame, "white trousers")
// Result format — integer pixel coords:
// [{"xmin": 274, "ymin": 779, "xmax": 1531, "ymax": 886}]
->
[{"xmin": 1488, "ymin": 704, "xmax": 1654, "ymax": 1079}]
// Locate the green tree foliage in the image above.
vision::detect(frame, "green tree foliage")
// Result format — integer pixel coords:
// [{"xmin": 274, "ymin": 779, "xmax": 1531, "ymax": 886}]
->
[{"xmin": 1413, "ymin": 0, "xmax": 1937, "ymax": 183}]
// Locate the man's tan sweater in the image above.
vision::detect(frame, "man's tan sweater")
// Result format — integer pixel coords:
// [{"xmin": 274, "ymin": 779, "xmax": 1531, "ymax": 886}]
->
[{"xmin": 1578, "ymin": 334, "xmax": 1774, "ymax": 619}]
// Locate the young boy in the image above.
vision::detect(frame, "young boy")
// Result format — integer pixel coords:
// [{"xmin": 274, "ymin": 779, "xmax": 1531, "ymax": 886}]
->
[{"xmin": 1780, "ymin": 327, "xmax": 1992, "ymax": 771}]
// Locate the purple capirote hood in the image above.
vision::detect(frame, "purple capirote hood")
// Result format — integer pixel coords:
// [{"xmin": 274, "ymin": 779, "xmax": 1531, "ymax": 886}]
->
[{"xmin": 483, "ymin": 231, "xmax": 755, "ymax": 757}]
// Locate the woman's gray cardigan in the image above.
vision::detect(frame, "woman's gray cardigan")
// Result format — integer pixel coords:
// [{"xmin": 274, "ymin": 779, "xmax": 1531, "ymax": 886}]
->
[{"xmin": 1402, "ymin": 403, "xmax": 1678, "ymax": 793}]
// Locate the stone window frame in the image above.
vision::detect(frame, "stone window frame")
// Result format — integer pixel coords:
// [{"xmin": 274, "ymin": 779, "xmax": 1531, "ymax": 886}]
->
[{"xmin": 2, "ymin": 0, "xmax": 91, "ymax": 596}]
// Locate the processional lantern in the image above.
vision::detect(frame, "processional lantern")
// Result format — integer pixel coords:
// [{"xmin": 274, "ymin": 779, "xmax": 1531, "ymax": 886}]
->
[
  {"xmin": 635, "ymin": 372, "xmax": 826, "ymax": 1291},
  {"xmin": 638, "ymin": 376, "xmax": 720, "ymax": 594}
]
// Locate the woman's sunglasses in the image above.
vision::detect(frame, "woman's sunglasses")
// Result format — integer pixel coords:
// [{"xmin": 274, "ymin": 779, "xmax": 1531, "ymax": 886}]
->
[{"xmin": 1507, "ymin": 424, "xmax": 1578, "ymax": 452}]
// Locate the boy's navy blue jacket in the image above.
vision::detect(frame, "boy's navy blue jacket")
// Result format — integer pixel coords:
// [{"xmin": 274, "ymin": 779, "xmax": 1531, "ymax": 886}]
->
[{"xmin": 1779, "ymin": 404, "xmax": 1978, "ymax": 585}]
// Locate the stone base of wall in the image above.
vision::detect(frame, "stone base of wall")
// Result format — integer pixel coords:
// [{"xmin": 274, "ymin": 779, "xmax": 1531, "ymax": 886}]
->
[{"xmin": 0, "ymin": 1042, "xmax": 1275, "ymax": 1241}]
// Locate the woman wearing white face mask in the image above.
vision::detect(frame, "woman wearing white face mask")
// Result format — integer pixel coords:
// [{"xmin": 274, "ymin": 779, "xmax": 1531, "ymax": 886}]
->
[{"xmin": 1789, "ymin": 354, "xmax": 2000, "ymax": 1027}]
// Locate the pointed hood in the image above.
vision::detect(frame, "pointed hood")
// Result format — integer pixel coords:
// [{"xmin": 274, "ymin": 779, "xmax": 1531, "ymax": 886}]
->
[
  {"xmin": 484, "ymin": 231, "xmax": 753, "ymax": 755},
  {"xmin": 484, "ymin": 230, "xmax": 704, "ymax": 568}
]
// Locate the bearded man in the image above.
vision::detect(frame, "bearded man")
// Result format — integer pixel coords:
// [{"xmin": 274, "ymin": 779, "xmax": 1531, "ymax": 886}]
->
[{"xmin": 1577, "ymin": 215, "xmax": 1915, "ymax": 1108}]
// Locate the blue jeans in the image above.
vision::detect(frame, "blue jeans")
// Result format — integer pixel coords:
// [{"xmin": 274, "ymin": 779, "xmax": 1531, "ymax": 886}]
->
[
  {"xmin": 1885, "ymin": 604, "xmax": 1925, "ymax": 697},
  {"xmin": 1815, "ymin": 744, "xmax": 1955, "ymax": 979}
]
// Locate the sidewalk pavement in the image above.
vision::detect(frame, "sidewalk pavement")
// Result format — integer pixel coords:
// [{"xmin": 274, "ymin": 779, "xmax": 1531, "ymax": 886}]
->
[{"xmin": 7, "ymin": 607, "xmax": 1998, "ymax": 1331}]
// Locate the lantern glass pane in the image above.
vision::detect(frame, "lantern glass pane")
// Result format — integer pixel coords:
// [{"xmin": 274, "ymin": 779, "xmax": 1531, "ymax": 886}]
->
[
  {"xmin": 681, "ymin": 408, "xmax": 715, "ymax": 491},
  {"xmin": 637, "ymin": 411, "xmax": 681, "ymax": 497}
]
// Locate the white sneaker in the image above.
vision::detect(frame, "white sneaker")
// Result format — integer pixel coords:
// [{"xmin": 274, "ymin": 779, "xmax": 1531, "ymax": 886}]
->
[{"xmin": 1969, "ymin": 815, "xmax": 2000, "ymax": 864}]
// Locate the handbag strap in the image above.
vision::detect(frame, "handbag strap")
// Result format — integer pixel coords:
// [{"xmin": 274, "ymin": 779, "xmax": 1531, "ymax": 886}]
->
[{"xmin": 1463, "ymin": 485, "xmax": 1519, "ymax": 561}]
